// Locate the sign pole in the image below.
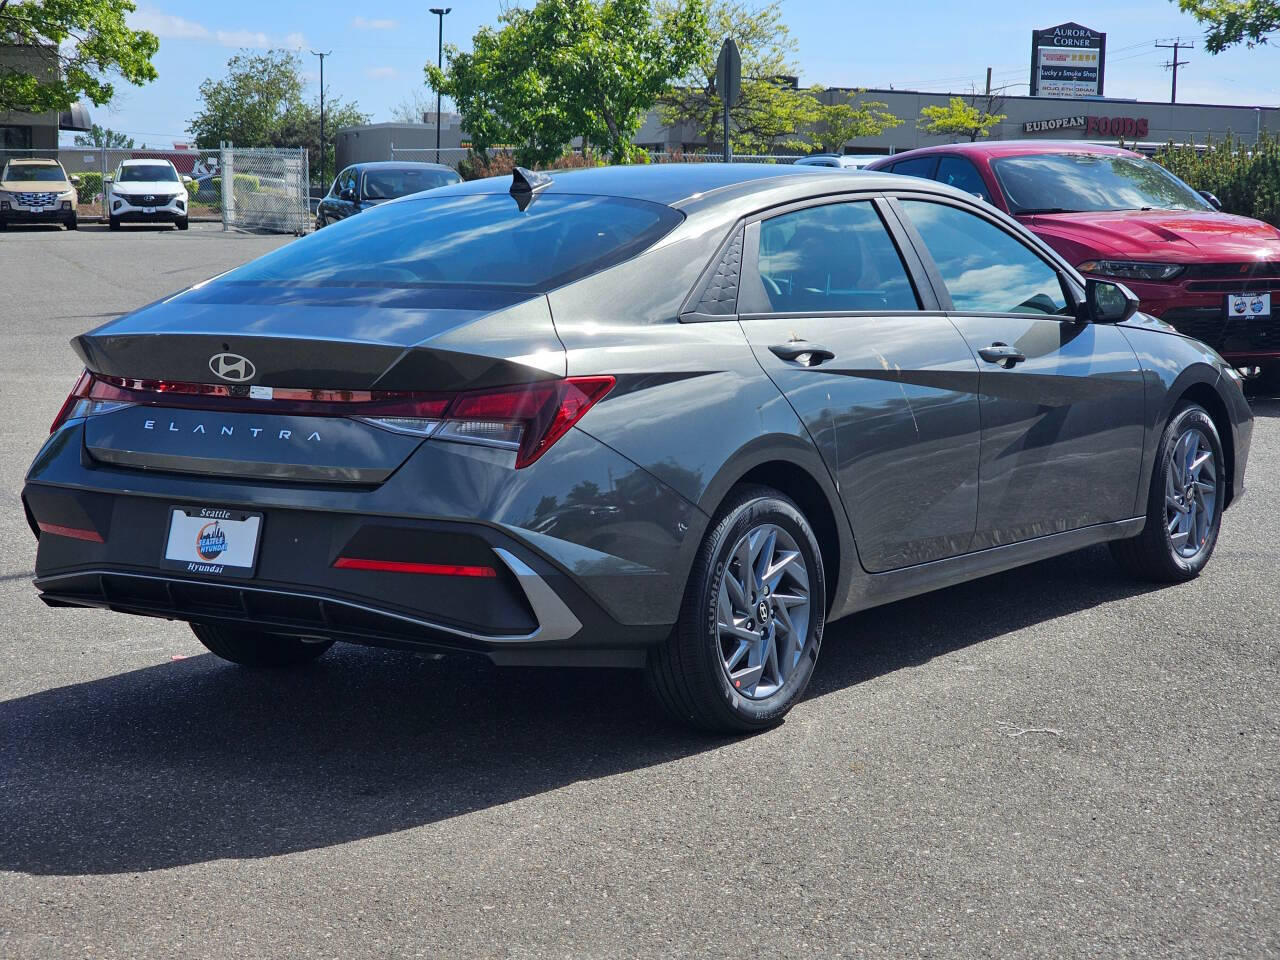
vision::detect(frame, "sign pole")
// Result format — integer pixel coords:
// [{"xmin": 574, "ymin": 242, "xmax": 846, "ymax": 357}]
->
[{"xmin": 714, "ymin": 38, "xmax": 740, "ymax": 163}]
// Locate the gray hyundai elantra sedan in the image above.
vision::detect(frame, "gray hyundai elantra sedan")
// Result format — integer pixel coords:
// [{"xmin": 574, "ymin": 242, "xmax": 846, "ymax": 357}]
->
[{"xmin": 23, "ymin": 163, "xmax": 1253, "ymax": 732}]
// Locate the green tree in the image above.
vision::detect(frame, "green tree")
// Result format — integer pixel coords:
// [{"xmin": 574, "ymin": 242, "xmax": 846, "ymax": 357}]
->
[
  {"xmin": 1173, "ymin": 0, "xmax": 1279, "ymax": 52},
  {"xmin": 73, "ymin": 123, "xmax": 134, "ymax": 148},
  {"xmin": 658, "ymin": 0, "xmax": 816, "ymax": 154},
  {"xmin": 917, "ymin": 95, "xmax": 1006, "ymax": 142},
  {"xmin": 808, "ymin": 88, "xmax": 901, "ymax": 154},
  {"xmin": 188, "ymin": 50, "xmax": 369, "ymax": 183},
  {"xmin": 0, "ymin": 0, "xmax": 158, "ymax": 114},
  {"xmin": 429, "ymin": 0, "xmax": 707, "ymax": 165}
]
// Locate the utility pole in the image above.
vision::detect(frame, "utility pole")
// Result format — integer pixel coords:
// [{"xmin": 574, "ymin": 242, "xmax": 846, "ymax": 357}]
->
[
  {"xmin": 985, "ymin": 66, "xmax": 993, "ymax": 96},
  {"xmin": 311, "ymin": 50, "xmax": 332, "ymax": 194},
  {"xmin": 1156, "ymin": 39, "xmax": 1192, "ymax": 104},
  {"xmin": 429, "ymin": 7, "xmax": 451, "ymax": 164}
]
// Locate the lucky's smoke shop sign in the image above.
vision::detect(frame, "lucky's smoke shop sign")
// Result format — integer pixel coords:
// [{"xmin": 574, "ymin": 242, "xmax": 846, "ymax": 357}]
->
[{"xmin": 1030, "ymin": 22, "xmax": 1106, "ymax": 99}]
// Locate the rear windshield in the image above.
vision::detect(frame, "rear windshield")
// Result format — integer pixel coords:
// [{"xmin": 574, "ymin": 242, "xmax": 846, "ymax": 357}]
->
[
  {"xmin": 119, "ymin": 164, "xmax": 179, "ymax": 182},
  {"xmin": 217, "ymin": 193, "xmax": 684, "ymax": 292},
  {"xmin": 3, "ymin": 164, "xmax": 66, "ymax": 182},
  {"xmin": 362, "ymin": 167, "xmax": 460, "ymax": 199},
  {"xmin": 991, "ymin": 152, "xmax": 1211, "ymax": 214}
]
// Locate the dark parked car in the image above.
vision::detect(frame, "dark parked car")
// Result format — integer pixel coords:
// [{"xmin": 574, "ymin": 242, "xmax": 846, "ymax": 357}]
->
[
  {"xmin": 315, "ymin": 161, "xmax": 461, "ymax": 228},
  {"xmin": 867, "ymin": 142, "xmax": 1280, "ymax": 382},
  {"xmin": 24, "ymin": 164, "xmax": 1252, "ymax": 732}
]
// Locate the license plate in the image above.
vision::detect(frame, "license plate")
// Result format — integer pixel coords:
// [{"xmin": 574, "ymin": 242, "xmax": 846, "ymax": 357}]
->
[
  {"xmin": 29, "ymin": 206, "xmax": 47, "ymax": 213},
  {"xmin": 162, "ymin": 507, "xmax": 262, "ymax": 578},
  {"xmin": 143, "ymin": 206, "xmax": 156, "ymax": 214},
  {"xmin": 1228, "ymin": 292, "xmax": 1271, "ymax": 318}
]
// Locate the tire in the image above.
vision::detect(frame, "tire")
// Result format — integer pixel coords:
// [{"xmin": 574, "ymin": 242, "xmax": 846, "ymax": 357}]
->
[
  {"xmin": 108, "ymin": 215, "xmax": 120, "ymax": 231},
  {"xmin": 647, "ymin": 484, "xmax": 826, "ymax": 733},
  {"xmin": 176, "ymin": 217, "xmax": 189, "ymax": 231},
  {"xmin": 66, "ymin": 216, "xmax": 77, "ymax": 231},
  {"xmin": 1110, "ymin": 402, "xmax": 1225, "ymax": 582},
  {"xmin": 191, "ymin": 623, "xmax": 334, "ymax": 667}
]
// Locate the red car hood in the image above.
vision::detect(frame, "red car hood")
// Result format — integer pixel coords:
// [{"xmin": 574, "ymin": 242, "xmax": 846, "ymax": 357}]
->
[{"xmin": 1020, "ymin": 209, "xmax": 1280, "ymax": 262}]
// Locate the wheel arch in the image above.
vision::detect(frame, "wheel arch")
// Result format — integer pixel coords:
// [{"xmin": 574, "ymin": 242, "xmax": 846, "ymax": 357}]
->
[
  {"xmin": 698, "ymin": 444, "xmax": 853, "ymax": 614},
  {"xmin": 1172, "ymin": 380, "xmax": 1236, "ymax": 508}
]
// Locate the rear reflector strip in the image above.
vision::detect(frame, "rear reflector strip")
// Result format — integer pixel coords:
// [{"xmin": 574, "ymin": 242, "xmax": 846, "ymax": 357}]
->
[
  {"xmin": 332, "ymin": 557, "xmax": 497, "ymax": 578},
  {"xmin": 37, "ymin": 521, "xmax": 105, "ymax": 543}
]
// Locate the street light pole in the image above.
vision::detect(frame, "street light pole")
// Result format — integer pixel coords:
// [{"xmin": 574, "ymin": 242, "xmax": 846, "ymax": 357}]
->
[
  {"xmin": 429, "ymin": 7, "xmax": 451, "ymax": 164},
  {"xmin": 311, "ymin": 50, "xmax": 332, "ymax": 194}
]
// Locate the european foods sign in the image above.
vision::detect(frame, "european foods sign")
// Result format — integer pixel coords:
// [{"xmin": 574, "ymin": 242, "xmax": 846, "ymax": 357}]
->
[{"xmin": 1030, "ymin": 22, "xmax": 1106, "ymax": 99}]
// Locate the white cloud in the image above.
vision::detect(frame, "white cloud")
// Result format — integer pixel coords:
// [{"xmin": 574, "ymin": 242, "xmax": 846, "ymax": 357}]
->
[
  {"xmin": 131, "ymin": 6, "xmax": 300, "ymax": 49},
  {"xmin": 352, "ymin": 17, "xmax": 399, "ymax": 30},
  {"xmin": 131, "ymin": 9, "xmax": 211, "ymax": 40},
  {"xmin": 366, "ymin": 66, "xmax": 397, "ymax": 79}
]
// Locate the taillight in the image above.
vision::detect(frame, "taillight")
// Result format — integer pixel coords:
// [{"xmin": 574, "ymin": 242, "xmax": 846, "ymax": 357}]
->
[
  {"xmin": 50, "ymin": 371, "xmax": 613, "ymax": 468},
  {"xmin": 437, "ymin": 376, "xmax": 615, "ymax": 468},
  {"xmin": 49, "ymin": 369, "xmax": 93, "ymax": 433}
]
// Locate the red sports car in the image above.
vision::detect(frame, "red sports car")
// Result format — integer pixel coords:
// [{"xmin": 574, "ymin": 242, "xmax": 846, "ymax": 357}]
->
[{"xmin": 867, "ymin": 142, "xmax": 1280, "ymax": 380}]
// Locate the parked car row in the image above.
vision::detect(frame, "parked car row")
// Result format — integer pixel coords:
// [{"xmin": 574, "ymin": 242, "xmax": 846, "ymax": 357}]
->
[
  {"xmin": 862, "ymin": 142, "xmax": 1280, "ymax": 383},
  {"xmin": 0, "ymin": 157, "xmax": 193, "ymax": 232}
]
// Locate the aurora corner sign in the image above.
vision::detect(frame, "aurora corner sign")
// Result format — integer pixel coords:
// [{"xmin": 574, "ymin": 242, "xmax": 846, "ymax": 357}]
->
[{"xmin": 1030, "ymin": 22, "xmax": 1106, "ymax": 99}]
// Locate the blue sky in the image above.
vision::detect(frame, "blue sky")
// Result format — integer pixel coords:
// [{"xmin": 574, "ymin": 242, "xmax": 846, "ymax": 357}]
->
[{"xmin": 94, "ymin": 1, "xmax": 1280, "ymax": 146}]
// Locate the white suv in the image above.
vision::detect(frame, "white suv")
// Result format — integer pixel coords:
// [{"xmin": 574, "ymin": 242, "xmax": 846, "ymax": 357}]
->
[{"xmin": 107, "ymin": 159, "xmax": 191, "ymax": 231}]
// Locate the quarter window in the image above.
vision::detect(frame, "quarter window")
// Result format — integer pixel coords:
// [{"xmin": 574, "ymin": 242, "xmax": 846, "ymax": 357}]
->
[
  {"xmin": 899, "ymin": 200, "xmax": 1070, "ymax": 316},
  {"xmin": 754, "ymin": 202, "xmax": 919, "ymax": 314}
]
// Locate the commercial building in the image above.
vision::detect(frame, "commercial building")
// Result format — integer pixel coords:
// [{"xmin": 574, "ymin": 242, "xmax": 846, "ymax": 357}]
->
[
  {"xmin": 638, "ymin": 87, "xmax": 1279, "ymax": 156},
  {"xmin": 334, "ymin": 116, "xmax": 466, "ymax": 172}
]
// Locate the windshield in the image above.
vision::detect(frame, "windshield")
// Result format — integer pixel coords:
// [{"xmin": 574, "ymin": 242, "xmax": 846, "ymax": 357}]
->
[
  {"xmin": 363, "ymin": 167, "xmax": 460, "ymax": 200},
  {"xmin": 217, "ymin": 192, "xmax": 683, "ymax": 292},
  {"xmin": 3, "ymin": 164, "xmax": 67, "ymax": 183},
  {"xmin": 118, "ymin": 164, "xmax": 179, "ymax": 183},
  {"xmin": 991, "ymin": 153, "xmax": 1211, "ymax": 214}
]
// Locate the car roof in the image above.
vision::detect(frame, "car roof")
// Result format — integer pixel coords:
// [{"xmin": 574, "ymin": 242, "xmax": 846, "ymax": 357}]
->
[
  {"xmin": 5, "ymin": 157, "xmax": 59, "ymax": 165},
  {"xmin": 351, "ymin": 161, "xmax": 458, "ymax": 172},
  {"xmin": 876, "ymin": 140, "xmax": 1142, "ymax": 163},
  {"xmin": 421, "ymin": 162, "xmax": 944, "ymax": 210},
  {"xmin": 120, "ymin": 157, "xmax": 176, "ymax": 165}
]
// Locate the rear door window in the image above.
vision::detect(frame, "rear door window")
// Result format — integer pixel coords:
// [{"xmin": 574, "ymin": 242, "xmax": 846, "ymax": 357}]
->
[
  {"xmin": 887, "ymin": 156, "xmax": 938, "ymax": 180},
  {"xmin": 750, "ymin": 201, "xmax": 919, "ymax": 314},
  {"xmin": 935, "ymin": 156, "xmax": 988, "ymax": 200},
  {"xmin": 898, "ymin": 199, "xmax": 1070, "ymax": 316}
]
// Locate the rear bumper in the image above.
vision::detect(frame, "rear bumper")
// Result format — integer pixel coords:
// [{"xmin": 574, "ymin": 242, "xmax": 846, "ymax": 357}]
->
[{"xmin": 23, "ymin": 419, "xmax": 702, "ymax": 664}]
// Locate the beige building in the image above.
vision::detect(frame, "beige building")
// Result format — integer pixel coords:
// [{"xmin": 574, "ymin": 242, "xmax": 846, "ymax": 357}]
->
[{"xmin": 0, "ymin": 44, "xmax": 91, "ymax": 152}]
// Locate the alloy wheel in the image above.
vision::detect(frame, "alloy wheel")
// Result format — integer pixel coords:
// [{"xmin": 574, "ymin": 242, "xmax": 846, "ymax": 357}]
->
[
  {"xmin": 717, "ymin": 523, "xmax": 811, "ymax": 699},
  {"xmin": 1165, "ymin": 426, "xmax": 1217, "ymax": 560}
]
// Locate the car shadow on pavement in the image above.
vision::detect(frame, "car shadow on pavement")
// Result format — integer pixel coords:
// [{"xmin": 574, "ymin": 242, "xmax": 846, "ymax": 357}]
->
[
  {"xmin": 1247, "ymin": 397, "xmax": 1280, "ymax": 418},
  {"xmin": 0, "ymin": 544, "xmax": 1162, "ymax": 876}
]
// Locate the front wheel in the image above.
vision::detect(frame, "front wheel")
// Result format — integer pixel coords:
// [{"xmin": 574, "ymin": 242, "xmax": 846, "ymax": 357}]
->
[
  {"xmin": 175, "ymin": 216, "xmax": 189, "ymax": 231},
  {"xmin": 191, "ymin": 623, "xmax": 334, "ymax": 667},
  {"xmin": 65, "ymin": 215, "xmax": 78, "ymax": 231},
  {"xmin": 1110, "ymin": 402, "xmax": 1224, "ymax": 582},
  {"xmin": 647, "ymin": 485, "xmax": 826, "ymax": 733},
  {"xmin": 108, "ymin": 215, "xmax": 120, "ymax": 231}
]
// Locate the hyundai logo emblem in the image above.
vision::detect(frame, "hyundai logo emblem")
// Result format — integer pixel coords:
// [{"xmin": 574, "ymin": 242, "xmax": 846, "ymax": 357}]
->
[{"xmin": 209, "ymin": 352, "xmax": 256, "ymax": 382}]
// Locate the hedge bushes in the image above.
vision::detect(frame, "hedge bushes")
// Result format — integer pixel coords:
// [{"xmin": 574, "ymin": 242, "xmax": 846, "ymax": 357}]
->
[
  {"xmin": 75, "ymin": 171, "xmax": 103, "ymax": 205},
  {"xmin": 1154, "ymin": 132, "xmax": 1280, "ymax": 226}
]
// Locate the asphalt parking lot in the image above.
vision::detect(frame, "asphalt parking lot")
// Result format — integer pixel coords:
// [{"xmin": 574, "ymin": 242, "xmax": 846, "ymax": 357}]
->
[{"xmin": 0, "ymin": 224, "xmax": 1277, "ymax": 959}]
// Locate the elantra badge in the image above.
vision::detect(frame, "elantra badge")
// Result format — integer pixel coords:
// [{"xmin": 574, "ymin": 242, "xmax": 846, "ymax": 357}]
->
[{"xmin": 209, "ymin": 352, "xmax": 256, "ymax": 382}]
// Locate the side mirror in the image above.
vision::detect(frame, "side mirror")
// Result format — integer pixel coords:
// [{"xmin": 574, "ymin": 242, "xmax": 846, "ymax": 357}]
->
[
  {"xmin": 1198, "ymin": 190, "xmax": 1222, "ymax": 210},
  {"xmin": 69, "ymin": 175, "xmax": 80, "ymax": 186},
  {"xmin": 340, "ymin": 188, "xmax": 356, "ymax": 201},
  {"xmin": 1082, "ymin": 277, "xmax": 1139, "ymax": 324},
  {"xmin": 181, "ymin": 175, "xmax": 192, "ymax": 184}
]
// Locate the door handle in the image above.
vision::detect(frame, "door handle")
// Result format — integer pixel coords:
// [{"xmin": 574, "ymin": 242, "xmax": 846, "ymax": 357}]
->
[
  {"xmin": 769, "ymin": 341, "xmax": 836, "ymax": 367},
  {"xmin": 977, "ymin": 342, "xmax": 1026, "ymax": 368}
]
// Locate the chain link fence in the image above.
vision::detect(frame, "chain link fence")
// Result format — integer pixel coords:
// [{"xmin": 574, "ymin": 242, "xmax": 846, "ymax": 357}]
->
[
  {"xmin": 387, "ymin": 144, "xmax": 805, "ymax": 175},
  {"xmin": 1, "ymin": 144, "xmax": 309, "ymax": 233},
  {"xmin": 216, "ymin": 145, "xmax": 310, "ymax": 235}
]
